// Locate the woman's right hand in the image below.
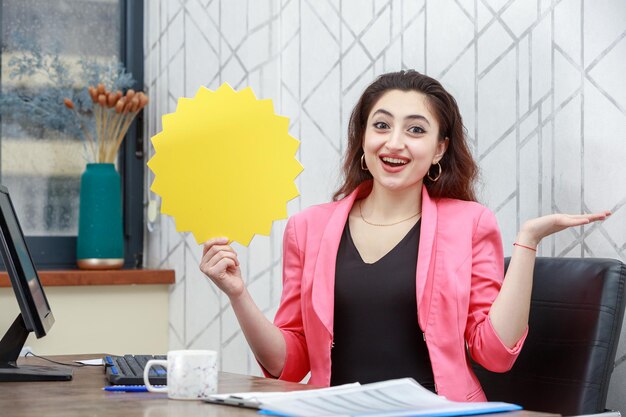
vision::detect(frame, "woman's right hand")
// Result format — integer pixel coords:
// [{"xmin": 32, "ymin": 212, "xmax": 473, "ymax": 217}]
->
[{"xmin": 200, "ymin": 237, "xmax": 245, "ymax": 299}]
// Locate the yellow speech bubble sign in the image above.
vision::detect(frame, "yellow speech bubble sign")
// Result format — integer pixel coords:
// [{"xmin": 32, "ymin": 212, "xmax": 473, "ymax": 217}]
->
[{"xmin": 147, "ymin": 83, "xmax": 303, "ymax": 246}]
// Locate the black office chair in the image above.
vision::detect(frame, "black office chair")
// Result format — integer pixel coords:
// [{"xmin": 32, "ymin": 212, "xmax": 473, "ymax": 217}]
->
[{"xmin": 473, "ymin": 257, "xmax": 626, "ymax": 416}]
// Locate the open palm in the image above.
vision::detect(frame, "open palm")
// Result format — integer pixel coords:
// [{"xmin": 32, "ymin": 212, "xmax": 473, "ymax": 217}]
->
[{"xmin": 520, "ymin": 211, "xmax": 611, "ymax": 247}]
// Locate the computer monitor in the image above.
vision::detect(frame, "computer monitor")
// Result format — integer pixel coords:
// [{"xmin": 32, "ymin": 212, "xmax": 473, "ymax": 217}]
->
[{"xmin": 0, "ymin": 185, "xmax": 72, "ymax": 381}]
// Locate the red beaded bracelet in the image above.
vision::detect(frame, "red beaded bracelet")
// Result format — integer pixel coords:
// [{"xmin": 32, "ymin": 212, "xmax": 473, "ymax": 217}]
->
[{"xmin": 513, "ymin": 243, "xmax": 537, "ymax": 252}]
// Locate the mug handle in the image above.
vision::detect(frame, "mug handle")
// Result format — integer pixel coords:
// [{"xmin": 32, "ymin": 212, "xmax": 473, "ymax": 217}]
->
[{"xmin": 143, "ymin": 359, "xmax": 168, "ymax": 393}]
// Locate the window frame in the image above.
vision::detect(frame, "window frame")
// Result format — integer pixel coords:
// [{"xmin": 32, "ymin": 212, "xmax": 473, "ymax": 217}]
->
[{"xmin": 3, "ymin": 0, "xmax": 145, "ymax": 270}]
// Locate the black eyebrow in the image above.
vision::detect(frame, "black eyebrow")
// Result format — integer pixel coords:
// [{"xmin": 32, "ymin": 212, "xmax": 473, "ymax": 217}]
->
[{"xmin": 372, "ymin": 108, "xmax": 431, "ymax": 126}]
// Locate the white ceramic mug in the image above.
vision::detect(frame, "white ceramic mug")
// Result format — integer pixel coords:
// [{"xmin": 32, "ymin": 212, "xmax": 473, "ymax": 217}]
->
[{"xmin": 143, "ymin": 350, "xmax": 218, "ymax": 400}]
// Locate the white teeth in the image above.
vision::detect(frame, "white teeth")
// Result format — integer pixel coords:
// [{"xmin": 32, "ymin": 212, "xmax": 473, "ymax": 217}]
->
[{"xmin": 381, "ymin": 157, "xmax": 408, "ymax": 164}]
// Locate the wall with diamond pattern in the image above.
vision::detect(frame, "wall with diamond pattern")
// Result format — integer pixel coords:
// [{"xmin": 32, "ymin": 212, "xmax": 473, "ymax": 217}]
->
[{"xmin": 143, "ymin": 0, "xmax": 626, "ymax": 410}]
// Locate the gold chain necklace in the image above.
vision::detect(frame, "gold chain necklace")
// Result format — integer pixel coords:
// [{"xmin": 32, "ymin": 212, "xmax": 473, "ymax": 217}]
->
[{"xmin": 358, "ymin": 201, "xmax": 421, "ymax": 227}]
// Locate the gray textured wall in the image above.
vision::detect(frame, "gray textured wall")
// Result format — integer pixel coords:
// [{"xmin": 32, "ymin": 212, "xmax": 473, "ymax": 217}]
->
[{"xmin": 143, "ymin": 0, "xmax": 626, "ymax": 411}]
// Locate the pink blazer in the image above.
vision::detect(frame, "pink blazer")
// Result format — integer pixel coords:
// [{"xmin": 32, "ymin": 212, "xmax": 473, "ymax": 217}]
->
[{"xmin": 266, "ymin": 181, "xmax": 527, "ymax": 402}]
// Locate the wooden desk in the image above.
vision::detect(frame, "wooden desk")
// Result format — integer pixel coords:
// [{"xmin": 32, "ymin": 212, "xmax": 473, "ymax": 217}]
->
[{"xmin": 0, "ymin": 354, "xmax": 559, "ymax": 417}]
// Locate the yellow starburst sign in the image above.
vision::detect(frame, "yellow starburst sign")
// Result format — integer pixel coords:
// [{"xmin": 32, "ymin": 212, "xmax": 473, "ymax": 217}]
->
[{"xmin": 148, "ymin": 83, "xmax": 303, "ymax": 246}]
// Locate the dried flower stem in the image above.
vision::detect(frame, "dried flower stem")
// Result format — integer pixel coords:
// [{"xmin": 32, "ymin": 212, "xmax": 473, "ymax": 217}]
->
[
  {"xmin": 106, "ymin": 112, "xmax": 124, "ymax": 162},
  {"xmin": 82, "ymin": 125, "xmax": 98, "ymax": 162},
  {"xmin": 109, "ymin": 112, "xmax": 137, "ymax": 162},
  {"xmin": 64, "ymin": 98, "xmax": 97, "ymax": 161}
]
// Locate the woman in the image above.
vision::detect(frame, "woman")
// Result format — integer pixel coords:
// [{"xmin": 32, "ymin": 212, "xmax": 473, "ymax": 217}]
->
[{"xmin": 200, "ymin": 70, "xmax": 609, "ymax": 402}]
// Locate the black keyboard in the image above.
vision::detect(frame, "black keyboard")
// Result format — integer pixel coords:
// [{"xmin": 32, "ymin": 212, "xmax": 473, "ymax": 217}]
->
[{"xmin": 103, "ymin": 354, "xmax": 167, "ymax": 385}]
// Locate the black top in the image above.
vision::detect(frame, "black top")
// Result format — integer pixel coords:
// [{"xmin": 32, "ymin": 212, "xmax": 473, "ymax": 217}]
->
[{"xmin": 330, "ymin": 219, "xmax": 435, "ymax": 391}]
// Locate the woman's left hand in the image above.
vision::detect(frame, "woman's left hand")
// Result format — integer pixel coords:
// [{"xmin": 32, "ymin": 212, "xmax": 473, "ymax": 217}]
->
[{"xmin": 517, "ymin": 211, "xmax": 611, "ymax": 248}]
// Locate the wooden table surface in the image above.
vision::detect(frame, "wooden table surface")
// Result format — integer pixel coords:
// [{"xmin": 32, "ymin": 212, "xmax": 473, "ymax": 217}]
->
[{"xmin": 0, "ymin": 354, "xmax": 559, "ymax": 417}]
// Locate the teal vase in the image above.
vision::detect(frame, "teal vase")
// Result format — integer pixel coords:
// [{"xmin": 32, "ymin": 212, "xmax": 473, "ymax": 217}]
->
[{"xmin": 76, "ymin": 163, "xmax": 124, "ymax": 269}]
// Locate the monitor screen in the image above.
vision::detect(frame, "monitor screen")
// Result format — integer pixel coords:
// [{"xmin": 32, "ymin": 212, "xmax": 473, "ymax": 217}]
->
[
  {"xmin": 0, "ymin": 185, "xmax": 71, "ymax": 381},
  {"xmin": 0, "ymin": 188, "xmax": 53, "ymax": 337}
]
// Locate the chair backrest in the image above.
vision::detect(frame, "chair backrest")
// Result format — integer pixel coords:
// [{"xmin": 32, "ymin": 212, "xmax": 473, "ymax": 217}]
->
[{"xmin": 473, "ymin": 257, "xmax": 626, "ymax": 416}]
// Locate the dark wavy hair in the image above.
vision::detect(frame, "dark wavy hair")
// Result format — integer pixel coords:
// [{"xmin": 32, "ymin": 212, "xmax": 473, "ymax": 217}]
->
[{"xmin": 333, "ymin": 70, "xmax": 478, "ymax": 202}]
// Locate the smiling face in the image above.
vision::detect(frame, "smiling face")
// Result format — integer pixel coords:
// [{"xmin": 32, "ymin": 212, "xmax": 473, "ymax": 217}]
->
[{"xmin": 362, "ymin": 89, "xmax": 448, "ymax": 194}]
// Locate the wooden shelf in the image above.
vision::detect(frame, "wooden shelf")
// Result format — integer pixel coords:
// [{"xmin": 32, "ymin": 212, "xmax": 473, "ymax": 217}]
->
[{"xmin": 0, "ymin": 269, "xmax": 175, "ymax": 287}]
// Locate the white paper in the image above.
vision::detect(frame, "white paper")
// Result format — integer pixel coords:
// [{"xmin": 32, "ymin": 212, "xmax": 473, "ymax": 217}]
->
[
  {"xmin": 244, "ymin": 378, "xmax": 521, "ymax": 417},
  {"xmin": 74, "ymin": 358, "xmax": 104, "ymax": 366},
  {"xmin": 209, "ymin": 382, "xmax": 360, "ymax": 408}
]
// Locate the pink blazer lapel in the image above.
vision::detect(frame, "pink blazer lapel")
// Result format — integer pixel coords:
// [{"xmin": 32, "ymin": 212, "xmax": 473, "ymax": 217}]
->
[
  {"xmin": 416, "ymin": 185, "xmax": 437, "ymax": 329},
  {"xmin": 310, "ymin": 184, "xmax": 367, "ymax": 337}
]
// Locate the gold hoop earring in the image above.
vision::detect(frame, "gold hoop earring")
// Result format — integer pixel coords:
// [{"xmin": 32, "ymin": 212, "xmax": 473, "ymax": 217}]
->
[
  {"xmin": 360, "ymin": 154, "xmax": 368, "ymax": 171},
  {"xmin": 427, "ymin": 162, "xmax": 442, "ymax": 182}
]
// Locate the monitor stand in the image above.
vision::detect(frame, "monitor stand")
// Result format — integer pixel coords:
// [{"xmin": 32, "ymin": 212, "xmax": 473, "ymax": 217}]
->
[{"xmin": 0, "ymin": 314, "xmax": 72, "ymax": 382}]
